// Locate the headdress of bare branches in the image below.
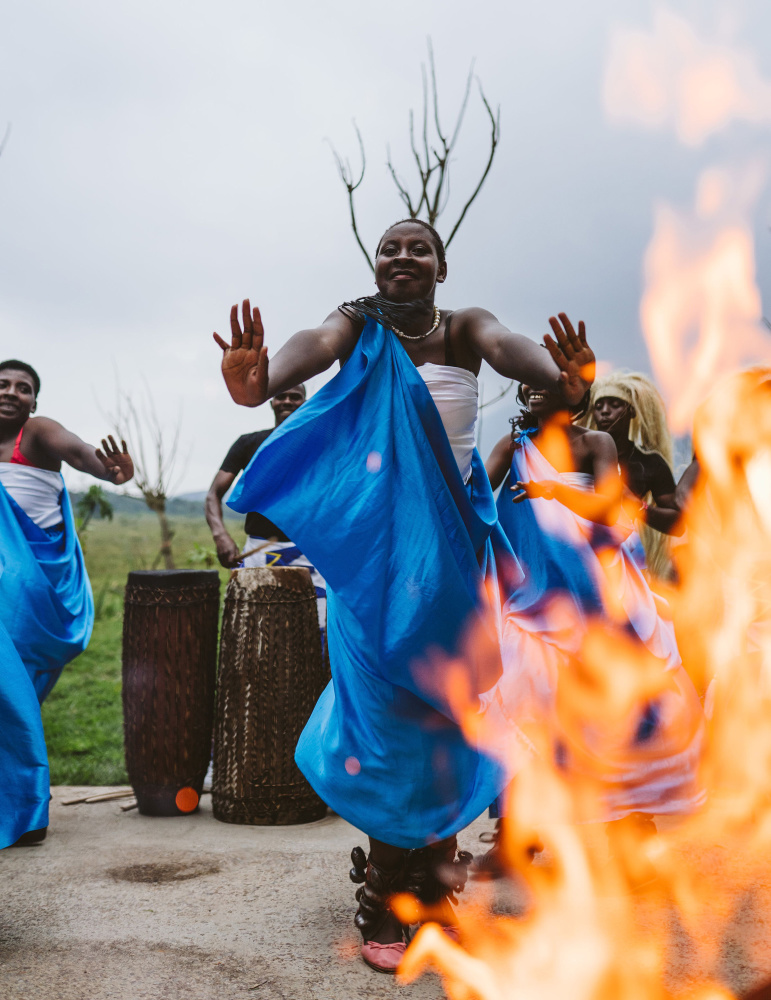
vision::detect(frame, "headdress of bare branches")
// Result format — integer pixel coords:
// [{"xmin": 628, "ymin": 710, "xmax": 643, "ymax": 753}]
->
[{"xmin": 329, "ymin": 39, "xmax": 500, "ymax": 272}]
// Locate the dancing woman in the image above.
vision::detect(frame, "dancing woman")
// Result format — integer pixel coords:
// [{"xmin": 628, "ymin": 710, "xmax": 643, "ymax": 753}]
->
[
  {"xmin": 485, "ymin": 385, "xmax": 703, "ymax": 849},
  {"xmin": 582, "ymin": 371, "xmax": 682, "ymax": 579},
  {"xmin": 213, "ymin": 219, "xmax": 595, "ymax": 973},
  {"xmin": 0, "ymin": 359, "xmax": 133, "ymax": 848}
]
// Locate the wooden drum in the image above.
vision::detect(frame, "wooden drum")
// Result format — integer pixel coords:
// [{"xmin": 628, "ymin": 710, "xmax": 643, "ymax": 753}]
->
[
  {"xmin": 212, "ymin": 566, "xmax": 327, "ymax": 825},
  {"xmin": 122, "ymin": 569, "xmax": 220, "ymax": 816}
]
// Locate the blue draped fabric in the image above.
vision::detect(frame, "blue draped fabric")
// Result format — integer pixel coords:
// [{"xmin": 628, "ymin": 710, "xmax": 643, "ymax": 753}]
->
[
  {"xmin": 0, "ymin": 618, "xmax": 49, "ymax": 848},
  {"xmin": 229, "ymin": 319, "xmax": 506, "ymax": 848},
  {"xmin": 0, "ymin": 479, "xmax": 94, "ymax": 703}
]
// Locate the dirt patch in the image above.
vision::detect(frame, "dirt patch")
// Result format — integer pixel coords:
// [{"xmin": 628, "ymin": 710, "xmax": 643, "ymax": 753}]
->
[{"xmin": 107, "ymin": 860, "xmax": 221, "ymax": 883}]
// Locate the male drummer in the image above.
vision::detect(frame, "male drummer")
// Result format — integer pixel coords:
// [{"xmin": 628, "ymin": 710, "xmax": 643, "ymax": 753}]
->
[{"xmin": 205, "ymin": 384, "xmax": 326, "ymax": 631}]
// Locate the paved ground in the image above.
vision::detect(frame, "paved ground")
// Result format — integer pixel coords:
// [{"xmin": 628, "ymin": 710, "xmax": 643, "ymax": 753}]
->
[
  {"xmin": 4, "ymin": 791, "xmax": 771, "ymax": 1000},
  {"xmin": 0, "ymin": 788, "xmax": 495, "ymax": 1000}
]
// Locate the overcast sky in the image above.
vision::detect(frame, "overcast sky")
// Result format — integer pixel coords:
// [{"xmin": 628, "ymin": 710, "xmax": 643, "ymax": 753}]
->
[{"xmin": 2, "ymin": 0, "xmax": 770, "ymax": 494}]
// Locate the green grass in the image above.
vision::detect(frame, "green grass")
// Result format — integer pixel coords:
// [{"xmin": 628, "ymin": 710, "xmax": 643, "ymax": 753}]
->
[{"xmin": 41, "ymin": 512, "xmax": 238, "ymax": 785}]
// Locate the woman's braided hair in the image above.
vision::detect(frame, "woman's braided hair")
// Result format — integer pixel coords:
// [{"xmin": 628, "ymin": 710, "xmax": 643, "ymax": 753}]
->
[{"xmin": 338, "ymin": 219, "xmax": 446, "ymax": 332}]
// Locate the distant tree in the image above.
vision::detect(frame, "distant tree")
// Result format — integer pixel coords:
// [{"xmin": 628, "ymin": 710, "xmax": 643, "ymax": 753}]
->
[
  {"xmin": 330, "ymin": 39, "xmax": 500, "ymax": 272},
  {"xmin": 76, "ymin": 485, "xmax": 114, "ymax": 534},
  {"xmin": 110, "ymin": 387, "xmax": 187, "ymax": 570}
]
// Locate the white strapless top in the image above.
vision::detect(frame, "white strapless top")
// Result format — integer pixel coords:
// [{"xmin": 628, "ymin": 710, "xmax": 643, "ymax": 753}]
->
[
  {"xmin": 418, "ymin": 362, "xmax": 478, "ymax": 483},
  {"xmin": 0, "ymin": 464, "xmax": 64, "ymax": 529},
  {"xmin": 557, "ymin": 471, "xmax": 594, "ymax": 491}
]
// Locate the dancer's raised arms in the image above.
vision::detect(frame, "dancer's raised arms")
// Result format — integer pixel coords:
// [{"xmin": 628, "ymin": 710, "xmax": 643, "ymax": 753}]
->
[
  {"xmin": 213, "ymin": 299, "xmax": 357, "ymax": 408},
  {"xmin": 461, "ymin": 309, "xmax": 595, "ymax": 407}
]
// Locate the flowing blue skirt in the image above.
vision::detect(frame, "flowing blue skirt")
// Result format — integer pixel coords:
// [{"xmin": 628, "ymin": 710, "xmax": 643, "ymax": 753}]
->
[
  {"xmin": 0, "ymin": 481, "xmax": 93, "ymax": 702},
  {"xmin": 229, "ymin": 319, "xmax": 507, "ymax": 847},
  {"xmin": 0, "ymin": 591, "xmax": 50, "ymax": 847}
]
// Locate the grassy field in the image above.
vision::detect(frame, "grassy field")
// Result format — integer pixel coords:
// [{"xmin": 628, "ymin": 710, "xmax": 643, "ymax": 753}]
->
[{"xmin": 41, "ymin": 510, "xmax": 238, "ymax": 785}]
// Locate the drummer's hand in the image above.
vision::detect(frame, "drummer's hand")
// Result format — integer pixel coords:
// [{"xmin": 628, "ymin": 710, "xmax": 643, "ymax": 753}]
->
[
  {"xmin": 542, "ymin": 313, "xmax": 595, "ymax": 407},
  {"xmin": 213, "ymin": 532, "xmax": 242, "ymax": 568},
  {"xmin": 213, "ymin": 299, "xmax": 270, "ymax": 407},
  {"xmin": 511, "ymin": 479, "xmax": 556, "ymax": 503}
]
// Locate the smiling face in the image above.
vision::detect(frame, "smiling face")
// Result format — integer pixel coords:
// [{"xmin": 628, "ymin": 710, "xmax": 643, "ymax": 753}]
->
[
  {"xmin": 374, "ymin": 222, "xmax": 447, "ymax": 302},
  {"xmin": 522, "ymin": 385, "xmax": 564, "ymax": 418},
  {"xmin": 0, "ymin": 368, "xmax": 36, "ymax": 428},
  {"xmin": 593, "ymin": 395, "xmax": 633, "ymax": 438},
  {"xmin": 270, "ymin": 385, "xmax": 305, "ymax": 425}
]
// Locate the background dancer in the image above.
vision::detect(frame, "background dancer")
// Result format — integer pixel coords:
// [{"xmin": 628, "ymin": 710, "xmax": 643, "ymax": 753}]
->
[
  {"xmin": 205, "ymin": 383, "xmax": 326, "ymax": 635},
  {"xmin": 212, "ymin": 218, "xmax": 595, "ymax": 973},
  {"xmin": 482, "ymin": 384, "xmax": 703, "ymax": 877},
  {"xmin": 0, "ymin": 359, "xmax": 134, "ymax": 845},
  {"xmin": 582, "ymin": 371, "xmax": 681, "ymax": 579}
]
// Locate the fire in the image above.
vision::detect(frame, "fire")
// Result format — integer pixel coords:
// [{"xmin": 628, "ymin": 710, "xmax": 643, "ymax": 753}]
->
[
  {"xmin": 396, "ymin": 368, "xmax": 771, "ymax": 999},
  {"xmin": 640, "ymin": 163, "xmax": 770, "ymax": 434},
  {"xmin": 390, "ymin": 11, "xmax": 771, "ymax": 991},
  {"xmin": 603, "ymin": 8, "xmax": 771, "ymax": 146}
]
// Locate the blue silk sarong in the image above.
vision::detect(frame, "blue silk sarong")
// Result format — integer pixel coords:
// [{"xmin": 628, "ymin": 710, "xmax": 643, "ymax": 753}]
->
[
  {"xmin": 0, "ymin": 479, "xmax": 94, "ymax": 703},
  {"xmin": 0, "ymin": 618, "xmax": 49, "ymax": 848},
  {"xmin": 229, "ymin": 319, "xmax": 506, "ymax": 848}
]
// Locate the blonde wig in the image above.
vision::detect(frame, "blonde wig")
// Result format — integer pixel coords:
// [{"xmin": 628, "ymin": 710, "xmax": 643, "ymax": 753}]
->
[{"xmin": 582, "ymin": 371, "xmax": 675, "ymax": 580}]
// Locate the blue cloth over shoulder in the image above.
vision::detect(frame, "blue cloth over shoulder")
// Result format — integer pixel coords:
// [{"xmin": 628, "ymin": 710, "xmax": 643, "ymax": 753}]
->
[
  {"xmin": 0, "ymin": 617, "xmax": 49, "ymax": 848},
  {"xmin": 0, "ymin": 479, "xmax": 94, "ymax": 703},
  {"xmin": 229, "ymin": 319, "xmax": 507, "ymax": 848}
]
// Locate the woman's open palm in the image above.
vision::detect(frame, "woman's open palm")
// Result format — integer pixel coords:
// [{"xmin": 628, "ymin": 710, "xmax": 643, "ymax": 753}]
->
[
  {"xmin": 213, "ymin": 299, "xmax": 269, "ymax": 407},
  {"xmin": 543, "ymin": 313, "xmax": 595, "ymax": 407}
]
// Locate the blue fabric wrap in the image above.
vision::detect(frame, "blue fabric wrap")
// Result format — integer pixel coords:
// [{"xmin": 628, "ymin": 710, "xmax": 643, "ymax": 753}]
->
[
  {"xmin": 0, "ymin": 480, "xmax": 94, "ymax": 703},
  {"xmin": 497, "ymin": 469, "xmax": 603, "ymax": 619},
  {"xmin": 0, "ymin": 617, "xmax": 49, "ymax": 847},
  {"xmin": 228, "ymin": 319, "xmax": 505, "ymax": 848}
]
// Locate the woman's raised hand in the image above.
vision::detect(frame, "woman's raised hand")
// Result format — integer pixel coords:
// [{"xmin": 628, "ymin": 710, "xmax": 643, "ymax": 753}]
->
[
  {"xmin": 96, "ymin": 436, "xmax": 134, "ymax": 485},
  {"xmin": 213, "ymin": 299, "xmax": 269, "ymax": 407},
  {"xmin": 543, "ymin": 313, "xmax": 595, "ymax": 407}
]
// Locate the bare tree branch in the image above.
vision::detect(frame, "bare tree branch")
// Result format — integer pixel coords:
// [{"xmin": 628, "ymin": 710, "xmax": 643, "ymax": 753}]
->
[
  {"xmin": 327, "ymin": 122, "xmax": 374, "ymax": 273},
  {"xmin": 0, "ymin": 123, "xmax": 11, "ymax": 159},
  {"xmin": 445, "ymin": 82, "xmax": 500, "ymax": 249},
  {"xmin": 479, "ymin": 379, "xmax": 515, "ymax": 411},
  {"xmin": 330, "ymin": 38, "xmax": 500, "ymax": 260},
  {"xmin": 386, "ymin": 144, "xmax": 417, "ymax": 216},
  {"xmin": 106, "ymin": 381, "xmax": 188, "ymax": 569}
]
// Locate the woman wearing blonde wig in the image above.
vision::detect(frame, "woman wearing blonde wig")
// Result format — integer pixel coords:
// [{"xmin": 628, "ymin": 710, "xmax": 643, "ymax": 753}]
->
[{"xmin": 583, "ymin": 371, "xmax": 681, "ymax": 580}]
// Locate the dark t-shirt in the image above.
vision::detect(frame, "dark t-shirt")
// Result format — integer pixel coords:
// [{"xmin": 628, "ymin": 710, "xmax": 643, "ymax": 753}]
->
[
  {"xmin": 220, "ymin": 429, "xmax": 289, "ymax": 542},
  {"xmin": 620, "ymin": 443, "xmax": 676, "ymax": 501}
]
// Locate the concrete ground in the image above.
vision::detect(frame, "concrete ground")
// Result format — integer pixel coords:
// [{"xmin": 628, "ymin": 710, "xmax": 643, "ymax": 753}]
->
[
  {"xmin": 1, "ymin": 788, "xmax": 489, "ymax": 1000},
  {"xmin": 3, "ymin": 791, "xmax": 771, "ymax": 1000}
]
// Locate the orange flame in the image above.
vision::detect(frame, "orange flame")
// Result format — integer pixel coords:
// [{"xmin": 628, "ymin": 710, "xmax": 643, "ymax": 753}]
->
[
  {"xmin": 392, "ymin": 15, "xmax": 771, "ymax": 998},
  {"xmin": 398, "ymin": 374, "xmax": 771, "ymax": 997},
  {"xmin": 640, "ymin": 164, "xmax": 770, "ymax": 434},
  {"xmin": 604, "ymin": 8, "xmax": 771, "ymax": 146}
]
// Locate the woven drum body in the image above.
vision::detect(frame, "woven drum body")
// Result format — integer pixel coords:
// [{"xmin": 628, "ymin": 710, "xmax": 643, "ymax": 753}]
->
[
  {"xmin": 213, "ymin": 566, "xmax": 327, "ymax": 825},
  {"xmin": 122, "ymin": 570, "xmax": 220, "ymax": 816}
]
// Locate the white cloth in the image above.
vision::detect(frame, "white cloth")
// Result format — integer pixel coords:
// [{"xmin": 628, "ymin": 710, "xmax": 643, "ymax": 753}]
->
[
  {"xmin": 0, "ymin": 465, "xmax": 64, "ymax": 529},
  {"xmin": 417, "ymin": 362, "xmax": 478, "ymax": 483},
  {"xmin": 557, "ymin": 471, "xmax": 594, "ymax": 490}
]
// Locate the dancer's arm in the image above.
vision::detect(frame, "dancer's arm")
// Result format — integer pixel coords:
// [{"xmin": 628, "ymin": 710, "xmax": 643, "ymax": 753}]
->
[
  {"xmin": 485, "ymin": 435, "xmax": 516, "ymax": 491},
  {"xmin": 462, "ymin": 310, "xmax": 595, "ymax": 407},
  {"xmin": 512, "ymin": 433, "xmax": 621, "ymax": 525},
  {"xmin": 205, "ymin": 471, "xmax": 242, "ymax": 568},
  {"xmin": 29, "ymin": 418, "xmax": 134, "ymax": 484},
  {"xmin": 214, "ymin": 299, "xmax": 359, "ymax": 407}
]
